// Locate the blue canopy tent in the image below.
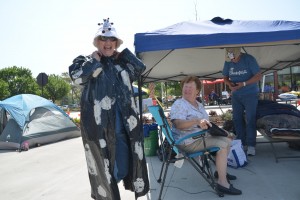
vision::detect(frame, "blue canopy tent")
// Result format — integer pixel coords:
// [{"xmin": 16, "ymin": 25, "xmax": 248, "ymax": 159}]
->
[{"xmin": 134, "ymin": 17, "xmax": 300, "ymax": 83}]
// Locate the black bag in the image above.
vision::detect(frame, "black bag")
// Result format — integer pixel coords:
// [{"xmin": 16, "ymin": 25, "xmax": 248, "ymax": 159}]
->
[
  {"xmin": 208, "ymin": 122, "xmax": 228, "ymax": 137},
  {"xmin": 222, "ymin": 120, "xmax": 236, "ymax": 134}
]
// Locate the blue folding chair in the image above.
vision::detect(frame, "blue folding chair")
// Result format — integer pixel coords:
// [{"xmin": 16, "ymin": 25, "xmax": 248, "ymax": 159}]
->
[{"xmin": 148, "ymin": 105, "xmax": 224, "ymax": 199}]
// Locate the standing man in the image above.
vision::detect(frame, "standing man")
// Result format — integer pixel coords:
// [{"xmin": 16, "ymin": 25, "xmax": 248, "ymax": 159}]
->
[{"xmin": 222, "ymin": 47, "xmax": 261, "ymax": 156}]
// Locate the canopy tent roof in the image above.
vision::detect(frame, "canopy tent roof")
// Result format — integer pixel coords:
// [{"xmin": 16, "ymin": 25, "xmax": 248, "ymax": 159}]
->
[{"xmin": 134, "ymin": 17, "xmax": 300, "ymax": 83}]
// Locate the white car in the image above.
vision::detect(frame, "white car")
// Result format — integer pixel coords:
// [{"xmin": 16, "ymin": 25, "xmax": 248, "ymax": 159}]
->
[{"xmin": 278, "ymin": 93, "xmax": 297, "ymax": 100}]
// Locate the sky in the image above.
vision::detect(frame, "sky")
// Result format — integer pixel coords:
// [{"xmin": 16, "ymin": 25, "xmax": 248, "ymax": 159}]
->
[{"xmin": 1, "ymin": 0, "xmax": 300, "ymax": 78}]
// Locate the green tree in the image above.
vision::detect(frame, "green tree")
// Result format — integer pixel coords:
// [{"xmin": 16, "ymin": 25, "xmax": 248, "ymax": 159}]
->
[
  {"xmin": 0, "ymin": 79, "xmax": 10, "ymax": 100},
  {"xmin": 43, "ymin": 74, "xmax": 71, "ymax": 103},
  {"xmin": 0, "ymin": 66, "xmax": 40, "ymax": 98},
  {"xmin": 167, "ymin": 81, "xmax": 181, "ymax": 97},
  {"xmin": 141, "ymin": 81, "xmax": 181, "ymax": 99}
]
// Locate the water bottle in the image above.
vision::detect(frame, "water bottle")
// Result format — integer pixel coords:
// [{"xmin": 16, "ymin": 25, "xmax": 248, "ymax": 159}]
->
[{"xmin": 174, "ymin": 154, "xmax": 184, "ymax": 168}]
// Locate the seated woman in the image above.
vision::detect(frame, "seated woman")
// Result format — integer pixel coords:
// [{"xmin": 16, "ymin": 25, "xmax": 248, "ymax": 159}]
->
[{"xmin": 170, "ymin": 76, "xmax": 242, "ymax": 195}]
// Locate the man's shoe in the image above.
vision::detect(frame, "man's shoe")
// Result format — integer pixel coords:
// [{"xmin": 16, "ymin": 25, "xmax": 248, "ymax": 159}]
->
[
  {"xmin": 247, "ymin": 146, "xmax": 256, "ymax": 156},
  {"xmin": 216, "ymin": 184, "xmax": 242, "ymax": 195},
  {"xmin": 214, "ymin": 171, "xmax": 237, "ymax": 180}
]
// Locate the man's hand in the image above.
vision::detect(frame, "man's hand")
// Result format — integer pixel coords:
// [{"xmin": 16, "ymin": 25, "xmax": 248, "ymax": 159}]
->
[{"xmin": 230, "ymin": 82, "xmax": 243, "ymax": 92}]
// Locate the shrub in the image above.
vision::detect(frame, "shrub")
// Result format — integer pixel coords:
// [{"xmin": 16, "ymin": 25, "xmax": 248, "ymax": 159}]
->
[
  {"xmin": 220, "ymin": 109, "xmax": 233, "ymax": 121},
  {"xmin": 72, "ymin": 118, "xmax": 80, "ymax": 124}
]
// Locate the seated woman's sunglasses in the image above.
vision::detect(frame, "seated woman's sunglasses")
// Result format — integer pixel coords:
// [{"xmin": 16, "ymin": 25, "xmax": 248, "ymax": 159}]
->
[{"xmin": 98, "ymin": 36, "xmax": 117, "ymax": 42}]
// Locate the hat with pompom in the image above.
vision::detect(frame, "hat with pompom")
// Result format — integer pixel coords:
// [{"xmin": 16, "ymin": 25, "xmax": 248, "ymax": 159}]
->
[{"xmin": 93, "ymin": 18, "xmax": 123, "ymax": 49}]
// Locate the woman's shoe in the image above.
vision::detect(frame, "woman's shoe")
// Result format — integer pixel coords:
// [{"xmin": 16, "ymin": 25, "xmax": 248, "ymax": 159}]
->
[
  {"xmin": 214, "ymin": 171, "xmax": 237, "ymax": 180},
  {"xmin": 216, "ymin": 184, "xmax": 242, "ymax": 195}
]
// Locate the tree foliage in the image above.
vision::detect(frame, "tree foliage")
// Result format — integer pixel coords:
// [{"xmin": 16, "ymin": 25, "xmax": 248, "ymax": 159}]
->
[
  {"xmin": 0, "ymin": 79, "xmax": 10, "ymax": 100},
  {"xmin": 0, "ymin": 66, "xmax": 40, "ymax": 99},
  {"xmin": 166, "ymin": 81, "xmax": 181, "ymax": 97},
  {"xmin": 43, "ymin": 74, "xmax": 71, "ymax": 103},
  {"xmin": 149, "ymin": 81, "xmax": 181, "ymax": 98}
]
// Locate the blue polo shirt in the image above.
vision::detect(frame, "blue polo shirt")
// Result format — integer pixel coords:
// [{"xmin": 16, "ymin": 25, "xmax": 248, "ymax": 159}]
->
[{"xmin": 222, "ymin": 53, "xmax": 260, "ymax": 95}]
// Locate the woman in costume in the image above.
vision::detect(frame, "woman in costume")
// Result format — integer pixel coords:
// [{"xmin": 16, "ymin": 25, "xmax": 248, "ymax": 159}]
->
[{"xmin": 69, "ymin": 18, "xmax": 149, "ymax": 200}]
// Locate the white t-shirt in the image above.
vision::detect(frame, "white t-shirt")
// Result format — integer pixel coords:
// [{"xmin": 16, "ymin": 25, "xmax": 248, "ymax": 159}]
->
[{"xmin": 221, "ymin": 91, "xmax": 230, "ymax": 99}]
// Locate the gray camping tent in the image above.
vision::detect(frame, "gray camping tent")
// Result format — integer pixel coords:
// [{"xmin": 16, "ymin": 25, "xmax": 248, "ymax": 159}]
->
[{"xmin": 0, "ymin": 94, "xmax": 80, "ymax": 151}]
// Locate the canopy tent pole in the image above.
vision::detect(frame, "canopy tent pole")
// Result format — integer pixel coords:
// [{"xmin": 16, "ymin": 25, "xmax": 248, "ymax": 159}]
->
[
  {"xmin": 138, "ymin": 77, "xmax": 144, "ymax": 124},
  {"xmin": 201, "ymin": 80, "xmax": 205, "ymax": 105},
  {"xmin": 161, "ymin": 82, "xmax": 164, "ymax": 102},
  {"xmin": 261, "ymin": 75, "xmax": 266, "ymax": 93}
]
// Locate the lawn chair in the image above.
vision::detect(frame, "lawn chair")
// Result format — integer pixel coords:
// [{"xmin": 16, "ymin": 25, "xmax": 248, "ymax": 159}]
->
[{"xmin": 147, "ymin": 105, "xmax": 224, "ymax": 199}]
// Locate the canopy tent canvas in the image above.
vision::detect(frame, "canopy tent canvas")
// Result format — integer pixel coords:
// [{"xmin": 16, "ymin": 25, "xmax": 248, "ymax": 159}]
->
[
  {"xmin": 134, "ymin": 17, "xmax": 300, "ymax": 83},
  {"xmin": 0, "ymin": 94, "xmax": 80, "ymax": 150}
]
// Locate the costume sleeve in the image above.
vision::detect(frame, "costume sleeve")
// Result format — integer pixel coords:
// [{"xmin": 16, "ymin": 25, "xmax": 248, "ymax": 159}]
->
[
  {"xmin": 69, "ymin": 55, "xmax": 103, "ymax": 85},
  {"xmin": 117, "ymin": 48, "xmax": 146, "ymax": 81}
]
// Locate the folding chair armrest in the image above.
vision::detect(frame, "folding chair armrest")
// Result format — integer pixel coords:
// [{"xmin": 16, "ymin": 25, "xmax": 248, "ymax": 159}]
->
[{"xmin": 174, "ymin": 130, "xmax": 207, "ymax": 145}]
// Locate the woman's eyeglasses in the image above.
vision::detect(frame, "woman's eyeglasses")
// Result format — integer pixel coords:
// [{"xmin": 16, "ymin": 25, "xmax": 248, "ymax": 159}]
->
[{"xmin": 98, "ymin": 36, "xmax": 117, "ymax": 42}]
